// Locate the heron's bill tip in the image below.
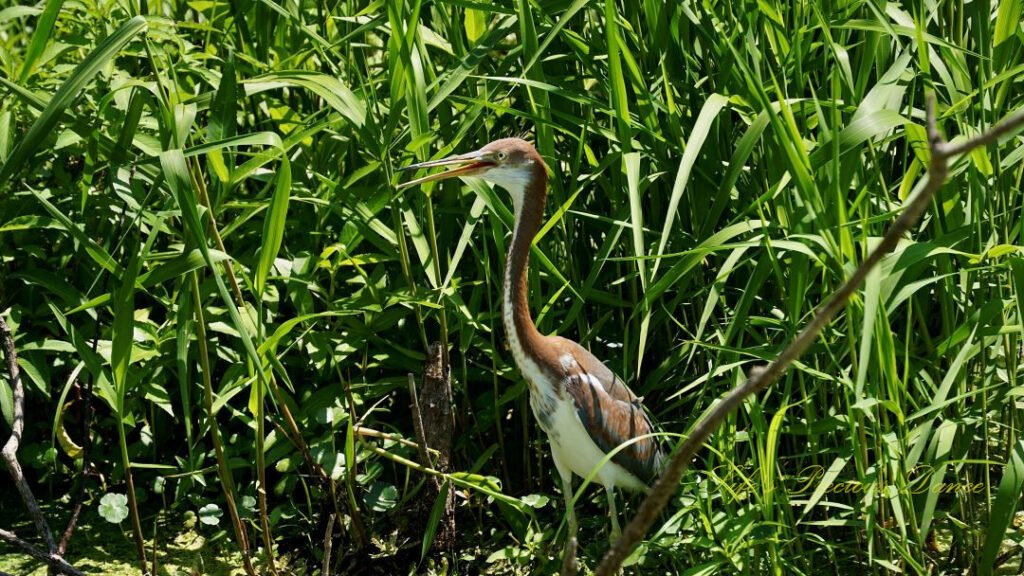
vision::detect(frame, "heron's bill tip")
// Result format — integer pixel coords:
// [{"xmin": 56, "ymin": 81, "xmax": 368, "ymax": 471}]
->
[{"xmin": 396, "ymin": 151, "xmax": 492, "ymax": 189}]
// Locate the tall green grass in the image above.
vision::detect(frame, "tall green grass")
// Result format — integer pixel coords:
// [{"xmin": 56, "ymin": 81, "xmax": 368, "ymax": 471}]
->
[{"xmin": 0, "ymin": 0, "xmax": 1023, "ymax": 574}]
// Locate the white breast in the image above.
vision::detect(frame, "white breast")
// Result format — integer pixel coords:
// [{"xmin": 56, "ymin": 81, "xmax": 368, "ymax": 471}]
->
[{"xmin": 543, "ymin": 392, "xmax": 647, "ymax": 491}]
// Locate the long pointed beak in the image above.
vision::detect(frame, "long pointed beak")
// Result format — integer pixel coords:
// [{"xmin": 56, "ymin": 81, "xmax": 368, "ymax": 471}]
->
[{"xmin": 396, "ymin": 151, "xmax": 493, "ymax": 189}]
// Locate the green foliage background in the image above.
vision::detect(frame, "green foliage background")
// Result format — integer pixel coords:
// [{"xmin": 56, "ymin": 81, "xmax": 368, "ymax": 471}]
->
[{"xmin": 1, "ymin": 0, "xmax": 1024, "ymax": 574}]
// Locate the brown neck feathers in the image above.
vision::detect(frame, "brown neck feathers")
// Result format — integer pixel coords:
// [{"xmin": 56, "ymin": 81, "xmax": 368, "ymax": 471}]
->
[{"xmin": 504, "ymin": 162, "xmax": 549, "ymax": 353}]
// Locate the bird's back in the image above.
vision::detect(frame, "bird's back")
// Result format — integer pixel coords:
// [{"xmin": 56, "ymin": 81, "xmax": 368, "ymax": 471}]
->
[{"xmin": 545, "ymin": 336, "xmax": 664, "ymax": 486}]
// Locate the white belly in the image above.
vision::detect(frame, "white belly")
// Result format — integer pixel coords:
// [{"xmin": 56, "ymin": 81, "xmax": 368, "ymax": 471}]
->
[{"xmin": 533, "ymin": 395, "xmax": 646, "ymax": 491}]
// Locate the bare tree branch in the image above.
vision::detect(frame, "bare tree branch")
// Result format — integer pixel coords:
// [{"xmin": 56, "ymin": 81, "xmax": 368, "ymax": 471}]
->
[
  {"xmin": 0, "ymin": 528, "xmax": 86, "ymax": 576},
  {"xmin": 1, "ymin": 312, "xmax": 88, "ymax": 576},
  {"xmin": 1, "ymin": 313, "xmax": 56, "ymax": 553},
  {"xmin": 594, "ymin": 96, "xmax": 1024, "ymax": 576},
  {"xmin": 940, "ymin": 108, "xmax": 1024, "ymax": 157}
]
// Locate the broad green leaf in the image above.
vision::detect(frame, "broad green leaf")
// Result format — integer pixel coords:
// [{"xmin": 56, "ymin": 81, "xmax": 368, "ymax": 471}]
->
[
  {"xmin": 421, "ymin": 481, "xmax": 450, "ymax": 561},
  {"xmin": 18, "ymin": 0, "xmax": 65, "ymax": 82},
  {"xmin": 26, "ymin": 189, "xmax": 121, "ymax": 275},
  {"xmin": 198, "ymin": 503, "xmax": 223, "ymax": 525},
  {"xmin": 255, "ymin": 158, "xmax": 291, "ymax": 295},
  {"xmin": 258, "ymin": 311, "xmax": 350, "ymax": 358},
  {"xmin": 363, "ymin": 482, "xmax": 398, "ymax": 512},
  {"xmin": 111, "ymin": 247, "xmax": 141, "ymax": 415},
  {"xmin": 979, "ymin": 439, "xmax": 1024, "ymax": 576},
  {"xmin": 245, "ymin": 71, "xmax": 365, "ymax": 127},
  {"xmin": 994, "ymin": 0, "xmax": 1023, "ymax": 46},
  {"xmin": 161, "ymin": 149, "xmax": 273, "ymax": 422},
  {"xmin": 653, "ymin": 93, "xmax": 729, "ymax": 277},
  {"xmin": 207, "ymin": 50, "xmax": 237, "ymax": 183},
  {"xmin": 67, "ymin": 249, "xmax": 230, "ymax": 314},
  {"xmin": 464, "ymin": 9, "xmax": 486, "ymax": 44},
  {"xmin": 1010, "ymin": 257, "xmax": 1024, "ymax": 325}
]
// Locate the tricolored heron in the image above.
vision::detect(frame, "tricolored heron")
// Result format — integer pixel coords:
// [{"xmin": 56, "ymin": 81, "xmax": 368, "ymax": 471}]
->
[{"xmin": 398, "ymin": 138, "xmax": 663, "ymax": 547}]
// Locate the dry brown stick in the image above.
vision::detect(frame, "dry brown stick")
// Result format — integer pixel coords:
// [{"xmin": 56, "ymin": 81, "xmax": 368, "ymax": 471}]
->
[
  {"xmin": 56, "ymin": 426, "xmax": 87, "ymax": 555},
  {"xmin": 1, "ymin": 314, "xmax": 56, "ymax": 554},
  {"xmin": 413, "ymin": 342, "xmax": 456, "ymax": 551},
  {"xmin": 352, "ymin": 425, "xmax": 441, "ymax": 454},
  {"xmin": 0, "ymin": 529, "xmax": 85, "ymax": 576},
  {"xmin": 322, "ymin": 513, "xmax": 336, "ymax": 576},
  {"xmin": 1, "ymin": 313, "xmax": 89, "ymax": 576},
  {"xmin": 58, "ymin": 372, "xmax": 93, "ymax": 555},
  {"xmin": 408, "ymin": 372, "xmax": 433, "ymax": 467},
  {"xmin": 594, "ymin": 96, "xmax": 1024, "ymax": 576}
]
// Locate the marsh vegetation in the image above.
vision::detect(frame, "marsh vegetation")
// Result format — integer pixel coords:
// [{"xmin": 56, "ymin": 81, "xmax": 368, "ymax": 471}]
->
[{"xmin": 1, "ymin": 0, "xmax": 1024, "ymax": 574}]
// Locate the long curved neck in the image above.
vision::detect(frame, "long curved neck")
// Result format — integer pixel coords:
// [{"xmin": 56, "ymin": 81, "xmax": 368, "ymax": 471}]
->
[{"xmin": 503, "ymin": 164, "xmax": 548, "ymax": 358}]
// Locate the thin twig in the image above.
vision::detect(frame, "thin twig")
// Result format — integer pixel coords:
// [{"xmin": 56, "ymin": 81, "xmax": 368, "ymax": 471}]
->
[
  {"xmin": 58, "ymin": 372, "xmax": 92, "ymax": 555},
  {"xmin": 322, "ymin": 513, "xmax": 335, "ymax": 576},
  {"xmin": 0, "ymin": 529, "xmax": 85, "ymax": 576},
  {"xmin": 594, "ymin": 96, "xmax": 1024, "ymax": 575},
  {"xmin": 1, "ymin": 314, "xmax": 56, "ymax": 553},
  {"xmin": 352, "ymin": 425, "xmax": 441, "ymax": 454},
  {"xmin": 940, "ymin": 108, "xmax": 1024, "ymax": 157},
  {"xmin": 1, "ymin": 312, "xmax": 88, "ymax": 576},
  {"xmin": 58, "ymin": 297, "xmax": 103, "ymax": 557},
  {"xmin": 408, "ymin": 372, "xmax": 433, "ymax": 467}
]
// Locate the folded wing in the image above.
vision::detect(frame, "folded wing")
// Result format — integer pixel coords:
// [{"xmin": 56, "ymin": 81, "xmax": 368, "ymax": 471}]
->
[{"xmin": 556, "ymin": 338, "xmax": 664, "ymax": 485}]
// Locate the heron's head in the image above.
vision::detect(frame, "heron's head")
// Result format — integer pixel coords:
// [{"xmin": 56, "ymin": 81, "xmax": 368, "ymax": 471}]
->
[{"xmin": 397, "ymin": 138, "xmax": 544, "ymax": 200}]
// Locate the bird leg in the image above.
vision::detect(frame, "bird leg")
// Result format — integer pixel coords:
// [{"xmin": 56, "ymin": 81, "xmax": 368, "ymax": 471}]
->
[
  {"xmin": 560, "ymin": 468, "xmax": 578, "ymax": 545},
  {"xmin": 605, "ymin": 486, "xmax": 621, "ymax": 543}
]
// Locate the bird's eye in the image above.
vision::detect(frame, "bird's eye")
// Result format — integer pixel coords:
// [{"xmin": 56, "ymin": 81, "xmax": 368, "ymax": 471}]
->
[{"xmin": 497, "ymin": 152, "xmax": 507, "ymax": 161}]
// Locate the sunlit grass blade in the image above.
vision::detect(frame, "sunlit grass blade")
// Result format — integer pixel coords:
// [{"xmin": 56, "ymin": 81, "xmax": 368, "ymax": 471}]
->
[
  {"xmin": 0, "ymin": 15, "xmax": 146, "ymax": 189},
  {"xmin": 17, "ymin": 0, "xmax": 64, "ymax": 82},
  {"xmin": 255, "ymin": 158, "xmax": 291, "ymax": 296},
  {"xmin": 110, "ymin": 243, "xmax": 147, "ymax": 572},
  {"xmin": 653, "ymin": 93, "xmax": 728, "ymax": 277},
  {"xmin": 979, "ymin": 439, "xmax": 1024, "ymax": 576}
]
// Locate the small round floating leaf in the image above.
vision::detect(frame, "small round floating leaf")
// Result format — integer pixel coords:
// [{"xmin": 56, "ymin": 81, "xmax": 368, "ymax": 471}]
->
[
  {"xmin": 98, "ymin": 493, "xmax": 129, "ymax": 524},
  {"xmin": 199, "ymin": 503, "xmax": 223, "ymax": 525},
  {"xmin": 521, "ymin": 494, "xmax": 549, "ymax": 508},
  {"xmin": 363, "ymin": 482, "xmax": 398, "ymax": 512}
]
